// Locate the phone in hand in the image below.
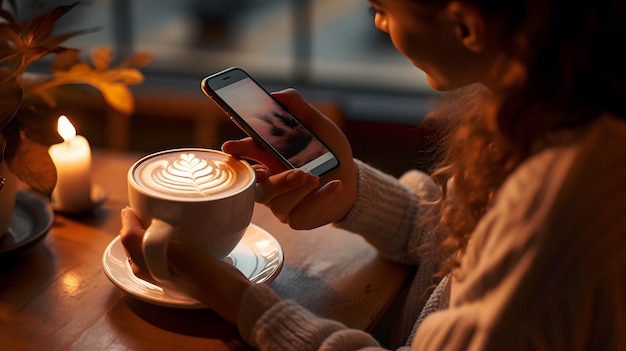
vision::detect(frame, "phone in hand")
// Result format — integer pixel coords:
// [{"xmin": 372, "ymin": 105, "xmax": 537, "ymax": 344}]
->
[{"xmin": 201, "ymin": 67, "xmax": 340, "ymax": 177}]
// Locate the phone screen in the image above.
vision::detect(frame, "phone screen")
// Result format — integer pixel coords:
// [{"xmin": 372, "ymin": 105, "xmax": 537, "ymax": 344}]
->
[{"xmin": 207, "ymin": 70, "xmax": 338, "ymax": 176}]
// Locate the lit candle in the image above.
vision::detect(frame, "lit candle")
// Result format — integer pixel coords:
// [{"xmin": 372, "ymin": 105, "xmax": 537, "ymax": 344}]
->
[{"xmin": 48, "ymin": 115, "xmax": 93, "ymax": 213}]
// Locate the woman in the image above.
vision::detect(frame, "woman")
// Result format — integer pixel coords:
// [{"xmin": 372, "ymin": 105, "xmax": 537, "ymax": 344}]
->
[{"xmin": 121, "ymin": 0, "xmax": 626, "ymax": 349}]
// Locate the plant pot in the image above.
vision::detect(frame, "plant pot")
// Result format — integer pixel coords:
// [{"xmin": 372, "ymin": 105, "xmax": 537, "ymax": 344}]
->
[{"xmin": 0, "ymin": 160, "xmax": 18, "ymax": 239}]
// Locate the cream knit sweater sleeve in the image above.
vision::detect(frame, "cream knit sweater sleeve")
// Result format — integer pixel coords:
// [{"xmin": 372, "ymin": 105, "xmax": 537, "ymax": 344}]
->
[
  {"xmin": 237, "ymin": 160, "xmax": 441, "ymax": 351},
  {"xmin": 335, "ymin": 160, "xmax": 442, "ymax": 265},
  {"xmin": 412, "ymin": 116, "xmax": 626, "ymax": 350},
  {"xmin": 237, "ymin": 116, "xmax": 626, "ymax": 351}
]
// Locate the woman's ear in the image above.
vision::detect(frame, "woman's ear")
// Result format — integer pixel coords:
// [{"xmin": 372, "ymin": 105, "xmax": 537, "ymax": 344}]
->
[{"xmin": 446, "ymin": 1, "xmax": 486, "ymax": 53}]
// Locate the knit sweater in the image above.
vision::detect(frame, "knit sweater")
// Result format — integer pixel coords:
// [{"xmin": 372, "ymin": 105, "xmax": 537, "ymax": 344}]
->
[{"xmin": 236, "ymin": 115, "xmax": 626, "ymax": 350}]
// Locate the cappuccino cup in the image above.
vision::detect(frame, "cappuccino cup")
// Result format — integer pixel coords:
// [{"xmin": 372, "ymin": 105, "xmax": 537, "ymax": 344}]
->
[{"xmin": 127, "ymin": 148, "xmax": 255, "ymax": 290}]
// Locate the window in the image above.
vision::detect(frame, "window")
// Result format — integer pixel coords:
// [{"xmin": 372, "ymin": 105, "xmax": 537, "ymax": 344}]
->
[{"xmin": 63, "ymin": 0, "xmax": 430, "ymax": 94}]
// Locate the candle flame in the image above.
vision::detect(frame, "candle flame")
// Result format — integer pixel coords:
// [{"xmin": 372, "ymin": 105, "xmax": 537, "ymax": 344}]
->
[{"xmin": 57, "ymin": 115, "xmax": 76, "ymax": 142}]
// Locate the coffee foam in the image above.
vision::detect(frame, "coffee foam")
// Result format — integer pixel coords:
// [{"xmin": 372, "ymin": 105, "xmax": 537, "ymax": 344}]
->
[{"xmin": 132, "ymin": 151, "xmax": 253, "ymax": 200}]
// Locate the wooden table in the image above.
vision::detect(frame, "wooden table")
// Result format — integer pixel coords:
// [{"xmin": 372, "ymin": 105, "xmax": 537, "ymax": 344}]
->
[{"xmin": 0, "ymin": 149, "xmax": 411, "ymax": 350}]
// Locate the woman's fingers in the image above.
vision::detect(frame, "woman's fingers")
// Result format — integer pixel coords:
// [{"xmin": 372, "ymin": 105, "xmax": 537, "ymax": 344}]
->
[
  {"xmin": 119, "ymin": 207, "xmax": 143, "ymax": 263},
  {"xmin": 255, "ymin": 169, "xmax": 318, "ymax": 202},
  {"xmin": 254, "ymin": 170, "xmax": 347, "ymax": 228},
  {"xmin": 287, "ymin": 180, "xmax": 344, "ymax": 229},
  {"xmin": 251, "ymin": 164, "xmax": 272, "ymax": 182},
  {"xmin": 271, "ymin": 89, "xmax": 320, "ymax": 125},
  {"xmin": 119, "ymin": 207, "xmax": 154, "ymax": 283},
  {"xmin": 222, "ymin": 88, "xmax": 359, "ymax": 229},
  {"xmin": 222, "ymin": 138, "xmax": 287, "ymax": 174},
  {"xmin": 221, "ymin": 137, "xmax": 260, "ymax": 160},
  {"xmin": 256, "ymin": 170, "xmax": 321, "ymax": 222},
  {"xmin": 167, "ymin": 241, "xmax": 250, "ymax": 324}
]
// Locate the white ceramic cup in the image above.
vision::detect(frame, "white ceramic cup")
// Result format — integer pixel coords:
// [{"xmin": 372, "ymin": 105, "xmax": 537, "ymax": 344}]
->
[{"xmin": 127, "ymin": 148, "xmax": 255, "ymax": 290}]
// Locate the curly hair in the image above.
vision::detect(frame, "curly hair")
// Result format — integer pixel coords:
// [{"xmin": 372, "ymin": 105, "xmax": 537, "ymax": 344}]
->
[{"xmin": 425, "ymin": 0, "xmax": 626, "ymax": 274}]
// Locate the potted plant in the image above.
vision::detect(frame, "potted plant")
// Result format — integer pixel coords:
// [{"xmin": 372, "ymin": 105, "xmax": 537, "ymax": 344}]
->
[{"xmin": 0, "ymin": 0, "xmax": 150, "ymax": 233}]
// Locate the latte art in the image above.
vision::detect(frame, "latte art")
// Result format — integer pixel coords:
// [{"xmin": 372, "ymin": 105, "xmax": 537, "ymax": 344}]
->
[
  {"xmin": 132, "ymin": 151, "xmax": 253, "ymax": 200},
  {"xmin": 128, "ymin": 148, "xmax": 256, "ymax": 276},
  {"xmin": 149, "ymin": 153, "xmax": 235, "ymax": 196}
]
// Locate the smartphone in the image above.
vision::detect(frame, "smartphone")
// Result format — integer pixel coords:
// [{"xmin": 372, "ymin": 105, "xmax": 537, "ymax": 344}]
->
[{"xmin": 201, "ymin": 67, "xmax": 340, "ymax": 177}]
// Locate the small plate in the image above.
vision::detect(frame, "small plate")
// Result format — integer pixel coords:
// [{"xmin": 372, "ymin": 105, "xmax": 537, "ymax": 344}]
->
[
  {"xmin": 0, "ymin": 191, "xmax": 54, "ymax": 258},
  {"xmin": 102, "ymin": 223, "xmax": 284, "ymax": 308}
]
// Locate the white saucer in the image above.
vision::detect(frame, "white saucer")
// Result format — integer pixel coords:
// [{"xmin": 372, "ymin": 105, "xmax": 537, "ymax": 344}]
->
[{"xmin": 102, "ymin": 223, "xmax": 284, "ymax": 308}]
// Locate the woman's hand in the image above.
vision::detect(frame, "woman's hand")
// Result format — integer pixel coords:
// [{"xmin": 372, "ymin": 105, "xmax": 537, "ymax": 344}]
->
[
  {"xmin": 222, "ymin": 88, "xmax": 358, "ymax": 230},
  {"xmin": 119, "ymin": 208, "xmax": 252, "ymax": 324}
]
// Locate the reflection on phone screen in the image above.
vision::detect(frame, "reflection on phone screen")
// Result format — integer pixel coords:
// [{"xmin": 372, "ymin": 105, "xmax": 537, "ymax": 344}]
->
[{"xmin": 216, "ymin": 78, "xmax": 331, "ymax": 168}]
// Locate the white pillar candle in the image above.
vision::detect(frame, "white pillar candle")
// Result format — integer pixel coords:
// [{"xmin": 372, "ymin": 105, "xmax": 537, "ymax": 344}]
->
[{"xmin": 48, "ymin": 115, "xmax": 93, "ymax": 213}]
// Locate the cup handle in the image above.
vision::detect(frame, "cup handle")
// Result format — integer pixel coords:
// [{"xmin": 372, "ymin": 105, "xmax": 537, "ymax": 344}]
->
[{"xmin": 142, "ymin": 218, "xmax": 176, "ymax": 289}]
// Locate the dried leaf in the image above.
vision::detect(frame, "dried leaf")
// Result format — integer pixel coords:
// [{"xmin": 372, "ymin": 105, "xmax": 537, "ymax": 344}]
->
[
  {"xmin": 0, "ymin": 26, "xmax": 23, "ymax": 64},
  {"xmin": 36, "ymin": 27, "xmax": 98, "ymax": 50},
  {"xmin": 0, "ymin": 76, "xmax": 22, "ymax": 129},
  {"xmin": 15, "ymin": 106, "xmax": 62, "ymax": 146},
  {"xmin": 120, "ymin": 52, "xmax": 153, "ymax": 69},
  {"xmin": 0, "ymin": 2, "xmax": 96, "ymax": 71},
  {"xmin": 35, "ymin": 89, "xmax": 57, "ymax": 108},
  {"xmin": 103, "ymin": 68, "xmax": 145, "ymax": 85},
  {"xmin": 96, "ymin": 82, "xmax": 135, "ymax": 115},
  {"xmin": 91, "ymin": 45, "xmax": 112, "ymax": 71},
  {"xmin": 25, "ymin": 2, "xmax": 80, "ymax": 40},
  {"xmin": 51, "ymin": 49, "xmax": 81, "ymax": 71},
  {"xmin": 65, "ymin": 62, "xmax": 93, "ymax": 75},
  {"xmin": 47, "ymin": 66, "xmax": 143, "ymax": 114},
  {"xmin": 0, "ymin": 1, "xmax": 150, "ymax": 192},
  {"xmin": 6, "ymin": 134, "xmax": 57, "ymax": 195}
]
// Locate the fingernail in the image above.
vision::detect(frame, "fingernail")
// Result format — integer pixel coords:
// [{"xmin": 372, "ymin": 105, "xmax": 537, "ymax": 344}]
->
[
  {"xmin": 286, "ymin": 170, "xmax": 310, "ymax": 185},
  {"xmin": 325, "ymin": 180, "xmax": 342, "ymax": 194},
  {"xmin": 255, "ymin": 167, "xmax": 270, "ymax": 181}
]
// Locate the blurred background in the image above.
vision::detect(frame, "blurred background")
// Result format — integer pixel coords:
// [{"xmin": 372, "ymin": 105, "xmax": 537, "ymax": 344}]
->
[{"xmin": 27, "ymin": 0, "xmax": 442, "ymax": 176}]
